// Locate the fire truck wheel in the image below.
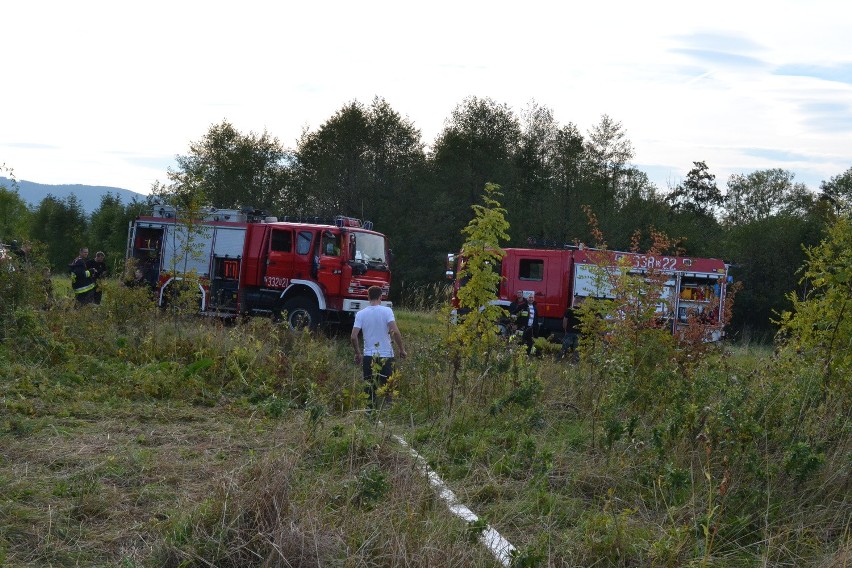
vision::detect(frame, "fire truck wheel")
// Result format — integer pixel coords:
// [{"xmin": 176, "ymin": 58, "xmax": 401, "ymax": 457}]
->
[{"xmin": 282, "ymin": 297, "xmax": 320, "ymax": 330}]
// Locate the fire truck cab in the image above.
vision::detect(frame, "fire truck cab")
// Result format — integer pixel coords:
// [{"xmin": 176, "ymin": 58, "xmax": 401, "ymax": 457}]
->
[{"xmin": 127, "ymin": 206, "xmax": 391, "ymax": 327}]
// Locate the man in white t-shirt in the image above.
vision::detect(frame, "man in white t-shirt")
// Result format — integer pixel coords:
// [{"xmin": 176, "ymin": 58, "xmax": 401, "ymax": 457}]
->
[{"xmin": 350, "ymin": 286, "xmax": 407, "ymax": 409}]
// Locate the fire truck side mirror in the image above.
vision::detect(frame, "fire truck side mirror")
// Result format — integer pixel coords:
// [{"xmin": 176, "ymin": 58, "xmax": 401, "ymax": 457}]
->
[{"xmin": 446, "ymin": 253, "xmax": 456, "ymax": 280}]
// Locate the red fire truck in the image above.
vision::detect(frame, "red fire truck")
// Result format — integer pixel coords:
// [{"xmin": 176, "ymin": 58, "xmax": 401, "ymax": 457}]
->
[
  {"xmin": 447, "ymin": 245, "xmax": 730, "ymax": 341},
  {"xmin": 127, "ymin": 206, "xmax": 392, "ymax": 327}
]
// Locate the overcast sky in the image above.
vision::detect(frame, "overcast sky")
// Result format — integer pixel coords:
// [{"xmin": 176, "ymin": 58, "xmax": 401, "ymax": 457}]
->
[{"xmin": 3, "ymin": 0, "xmax": 851, "ymax": 196}]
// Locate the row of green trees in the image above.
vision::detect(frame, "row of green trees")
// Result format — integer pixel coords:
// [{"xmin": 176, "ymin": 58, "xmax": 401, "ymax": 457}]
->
[
  {"xmin": 3, "ymin": 97, "xmax": 851, "ymax": 335},
  {"xmin": 0, "ymin": 168, "xmax": 146, "ymax": 276}
]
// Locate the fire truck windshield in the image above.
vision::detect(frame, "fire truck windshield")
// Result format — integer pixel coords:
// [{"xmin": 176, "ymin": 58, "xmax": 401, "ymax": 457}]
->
[{"xmin": 352, "ymin": 232, "xmax": 388, "ymax": 268}]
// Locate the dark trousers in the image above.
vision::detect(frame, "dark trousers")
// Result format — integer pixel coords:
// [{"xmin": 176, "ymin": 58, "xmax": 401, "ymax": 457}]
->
[
  {"xmin": 561, "ymin": 332, "xmax": 579, "ymax": 361},
  {"xmin": 522, "ymin": 326, "xmax": 535, "ymax": 354},
  {"xmin": 362, "ymin": 355, "xmax": 395, "ymax": 409},
  {"xmin": 561, "ymin": 332, "xmax": 579, "ymax": 352},
  {"xmin": 75, "ymin": 289, "xmax": 96, "ymax": 306}
]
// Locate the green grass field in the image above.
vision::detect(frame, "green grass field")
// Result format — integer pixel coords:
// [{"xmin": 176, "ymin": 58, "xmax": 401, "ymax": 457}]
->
[{"xmin": 1, "ymin": 277, "xmax": 849, "ymax": 567}]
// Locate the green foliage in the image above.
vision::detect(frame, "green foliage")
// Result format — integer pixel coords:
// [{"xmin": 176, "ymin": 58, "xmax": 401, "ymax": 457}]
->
[
  {"xmin": 427, "ymin": 97, "xmax": 521, "ymax": 274},
  {"xmin": 452, "ymin": 183, "xmax": 510, "ymax": 360},
  {"xmin": 819, "ymin": 166, "xmax": 852, "ymax": 216},
  {"xmin": 465, "ymin": 517, "xmax": 488, "ymax": 543},
  {"xmin": 150, "ymin": 180, "xmax": 212, "ymax": 319},
  {"xmin": 578, "ymin": 251, "xmax": 677, "ymax": 385},
  {"xmin": 666, "ymin": 160, "xmax": 722, "ymax": 217},
  {"xmin": 99, "ymin": 278, "xmax": 159, "ymax": 332},
  {"xmin": 513, "ymin": 107, "xmax": 587, "ymax": 243},
  {"xmin": 509, "ymin": 545, "xmax": 546, "ymax": 567},
  {"xmin": 0, "ymin": 247, "xmax": 52, "ymax": 342},
  {"xmin": 584, "ymin": 114, "xmax": 635, "ymax": 204},
  {"xmin": 432, "ymin": 97, "xmax": 521, "ymax": 211},
  {"xmin": 170, "ymin": 120, "xmax": 289, "ymax": 212},
  {"xmin": 724, "ymin": 168, "xmax": 813, "ymax": 226},
  {"xmin": 490, "ymin": 375, "xmax": 543, "ymax": 415},
  {"xmin": 778, "ymin": 216, "xmax": 852, "ymax": 391},
  {"xmin": 574, "ymin": 500, "xmax": 649, "ymax": 566},
  {"xmin": 30, "ymin": 194, "xmax": 87, "ymax": 271},
  {"xmin": 294, "ymin": 98, "xmax": 424, "ymax": 217},
  {"xmin": 88, "ymin": 193, "xmax": 147, "ymax": 274},
  {"xmin": 350, "ymin": 464, "xmax": 389, "ymax": 507},
  {"xmin": 725, "ymin": 213, "xmax": 825, "ymax": 333},
  {"xmin": 0, "ymin": 294, "xmax": 353, "ymax": 417},
  {"xmin": 783, "ymin": 441, "xmax": 825, "ymax": 483},
  {"xmin": 0, "ymin": 169, "xmax": 31, "ymax": 241},
  {"xmin": 3, "ymin": 183, "xmax": 149, "ymax": 279},
  {"xmin": 293, "ymin": 98, "xmax": 432, "ymax": 284}
]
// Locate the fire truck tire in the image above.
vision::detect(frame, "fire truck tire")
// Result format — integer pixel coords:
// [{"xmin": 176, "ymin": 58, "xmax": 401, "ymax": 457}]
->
[{"xmin": 282, "ymin": 297, "xmax": 320, "ymax": 330}]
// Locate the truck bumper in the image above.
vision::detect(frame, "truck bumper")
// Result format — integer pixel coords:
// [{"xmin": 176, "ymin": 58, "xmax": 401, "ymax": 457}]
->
[{"xmin": 343, "ymin": 299, "xmax": 392, "ymax": 313}]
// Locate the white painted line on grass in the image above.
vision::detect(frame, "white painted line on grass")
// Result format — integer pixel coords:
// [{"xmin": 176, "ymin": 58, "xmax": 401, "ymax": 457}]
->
[{"xmin": 392, "ymin": 434, "xmax": 517, "ymax": 567}]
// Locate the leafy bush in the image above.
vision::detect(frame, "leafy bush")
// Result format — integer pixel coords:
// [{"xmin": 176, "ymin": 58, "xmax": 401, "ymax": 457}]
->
[{"xmin": 0, "ymin": 247, "xmax": 51, "ymax": 342}]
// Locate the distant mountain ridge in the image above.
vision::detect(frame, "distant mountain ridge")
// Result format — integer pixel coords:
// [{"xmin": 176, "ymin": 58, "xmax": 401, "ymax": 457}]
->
[{"xmin": 0, "ymin": 177, "xmax": 147, "ymax": 215}]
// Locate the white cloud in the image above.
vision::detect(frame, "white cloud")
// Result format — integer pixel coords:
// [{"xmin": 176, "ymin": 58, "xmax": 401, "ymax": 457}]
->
[{"xmin": 2, "ymin": 0, "xmax": 850, "ymax": 193}]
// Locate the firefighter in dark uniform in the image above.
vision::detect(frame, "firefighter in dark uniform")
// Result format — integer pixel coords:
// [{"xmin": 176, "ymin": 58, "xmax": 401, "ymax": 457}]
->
[
  {"xmin": 88, "ymin": 251, "xmax": 109, "ymax": 304},
  {"xmin": 508, "ymin": 289, "xmax": 525, "ymax": 316},
  {"xmin": 69, "ymin": 247, "xmax": 97, "ymax": 305},
  {"xmin": 502, "ymin": 290, "xmax": 525, "ymax": 335},
  {"xmin": 561, "ymin": 295, "xmax": 583, "ymax": 361}
]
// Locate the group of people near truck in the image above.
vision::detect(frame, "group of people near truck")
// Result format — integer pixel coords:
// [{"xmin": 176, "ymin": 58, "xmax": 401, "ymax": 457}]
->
[
  {"xmin": 68, "ymin": 247, "xmax": 109, "ymax": 305},
  {"xmin": 505, "ymin": 289, "xmax": 582, "ymax": 360},
  {"xmin": 69, "ymin": 247, "xmax": 160, "ymax": 306}
]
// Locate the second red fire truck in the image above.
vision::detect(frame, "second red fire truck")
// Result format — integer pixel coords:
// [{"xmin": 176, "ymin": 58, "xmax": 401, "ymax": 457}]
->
[
  {"xmin": 127, "ymin": 206, "xmax": 392, "ymax": 327},
  {"xmin": 447, "ymin": 244, "xmax": 731, "ymax": 341}
]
